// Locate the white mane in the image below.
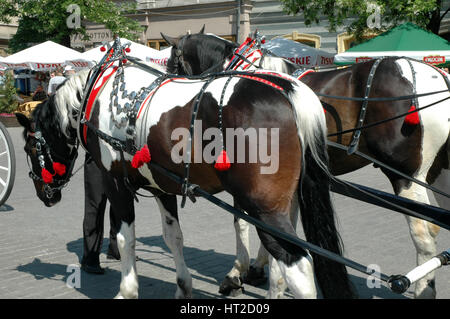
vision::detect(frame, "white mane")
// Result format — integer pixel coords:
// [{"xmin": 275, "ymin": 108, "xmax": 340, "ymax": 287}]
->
[{"xmin": 54, "ymin": 69, "xmax": 90, "ymax": 137}]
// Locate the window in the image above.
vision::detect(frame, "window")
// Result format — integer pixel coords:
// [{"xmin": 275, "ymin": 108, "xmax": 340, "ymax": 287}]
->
[
  {"xmin": 148, "ymin": 35, "xmax": 236, "ymax": 50},
  {"xmin": 281, "ymin": 31, "xmax": 321, "ymax": 48},
  {"xmin": 148, "ymin": 40, "xmax": 169, "ymax": 50},
  {"xmin": 337, "ymin": 31, "xmax": 379, "ymax": 53},
  {"xmin": 221, "ymin": 35, "xmax": 236, "ymax": 42}
]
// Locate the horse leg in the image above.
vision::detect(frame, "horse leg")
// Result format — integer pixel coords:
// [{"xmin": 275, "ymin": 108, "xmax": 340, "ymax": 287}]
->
[
  {"xmin": 392, "ymin": 137, "xmax": 449, "ymax": 299},
  {"xmin": 255, "ymin": 211, "xmax": 317, "ymax": 299},
  {"xmin": 155, "ymin": 194, "xmax": 192, "ymax": 298},
  {"xmin": 245, "ymin": 244, "xmax": 269, "ymax": 285},
  {"xmin": 421, "ymin": 155, "xmax": 450, "ymax": 297},
  {"xmin": 431, "ymin": 168, "xmax": 450, "ymax": 210},
  {"xmin": 395, "ymin": 180, "xmax": 437, "ymax": 299},
  {"xmin": 221, "ymin": 193, "xmax": 300, "ymax": 297},
  {"xmin": 429, "ymin": 138, "xmax": 449, "ymax": 210},
  {"xmin": 263, "ymin": 191, "xmax": 300, "ymax": 297},
  {"xmin": 266, "ymin": 255, "xmax": 287, "ymax": 298},
  {"xmin": 219, "ymin": 202, "xmax": 250, "ymax": 296},
  {"xmin": 102, "ymin": 176, "xmax": 138, "ymax": 299},
  {"xmin": 115, "ymin": 218, "xmax": 138, "ymax": 299}
]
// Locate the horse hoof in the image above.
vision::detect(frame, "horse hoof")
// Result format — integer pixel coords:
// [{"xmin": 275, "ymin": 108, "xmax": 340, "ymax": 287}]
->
[
  {"xmin": 219, "ymin": 276, "xmax": 244, "ymax": 296},
  {"xmin": 414, "ymin": 279, "xmax": 436, "ymax": 299},
  {"xmin": 242, "ymin": 265, "xmax": 267, "ymax": 286}
]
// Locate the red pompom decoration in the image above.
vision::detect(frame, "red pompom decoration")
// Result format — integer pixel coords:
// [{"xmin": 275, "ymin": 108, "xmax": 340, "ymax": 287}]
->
[
  {"xmin": 261, "ymin": 39, "xmax": 266, "ymax": 44},
  {"xmin": 53, "ymin": 162, "xmax": 66, "ymax": 176},
  {"xmin": 214, "ymin": 150, "xmax": 231, "ymax": 171},
  {"xmin": 125, "ymin": 47, "xmax": 131, "ymax": 53},
  {"xmin": 404, "ymin": 105, "xmax": 420, "ymax": 125},
  {"xmin": 42, "ymin": 168, "xmax": 53, "ymax": 184},
  {"xmin": 131, "ymin": 144, "xmax": 151, "ymax": 169},
  {"xmin": 246, "ymin": 37, "xmax": 252, "ymax": 43},
  {"xmin": 122, "ymin": 59, "xmax": 128, "ymax": 64},
  {"xmin": 100, "ymin": 46, "xmax": 106, "ymax": 52}
]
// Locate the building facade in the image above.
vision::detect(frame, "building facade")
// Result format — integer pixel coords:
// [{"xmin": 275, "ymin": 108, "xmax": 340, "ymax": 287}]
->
[
  {"xmin": 250, "ymin": 0, "xmax": 450, "ymax": 53},
  {"xmin": 0, "ymin": 18, "xmax": 18, "ymax": 57},
  {"xmin": 1, "ymin": 1, "xmax": 450, "ymax": 54},
  {"xmin": 70, "ymin": 0, "xmax": 253, "ymax": 51}
]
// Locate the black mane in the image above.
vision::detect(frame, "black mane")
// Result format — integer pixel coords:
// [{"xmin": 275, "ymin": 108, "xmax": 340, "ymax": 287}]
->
[
  {"xmin": 31, "ymin": 94, "xmax": 70, "ymax": 153},
  {"xmin": 167, "ymin": 33, "xmax": 238, "ymax": 75}
]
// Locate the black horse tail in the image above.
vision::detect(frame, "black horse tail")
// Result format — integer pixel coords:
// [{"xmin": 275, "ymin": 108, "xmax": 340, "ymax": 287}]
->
[{"xmin": 298, "ymin": 132, "xmax": 356, "ymax": 299}]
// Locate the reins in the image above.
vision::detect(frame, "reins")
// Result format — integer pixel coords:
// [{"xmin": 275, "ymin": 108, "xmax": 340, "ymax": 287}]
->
[
  {"xmin": 315, "ymin": 88, "xmax": 449, "ymax": 102},
  {"xmin": 220, "ymin": 35, "xmax": 450, "ymax": 200},
  {"xmin": 327, "ymin": 95, "xmax": 450, "ymax": 137}
]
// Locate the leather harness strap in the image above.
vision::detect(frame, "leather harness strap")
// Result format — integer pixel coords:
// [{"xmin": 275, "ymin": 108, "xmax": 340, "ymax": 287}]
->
[
  {"xmin": 180, "ymin": 77, "xmax": 215, "ymax": 208},
  {"xmin": 347, "ymin": 58, "xmax": 382, "ymax": 155}
]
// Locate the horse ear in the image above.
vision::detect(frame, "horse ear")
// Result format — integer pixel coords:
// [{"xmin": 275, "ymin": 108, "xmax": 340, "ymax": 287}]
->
[
  {"xmin": 160, "ymin": 33, "xmax": 179, "ymax": 47},
  {"xmin": 15, "ymin": 112, "xmax": 32, "ymax": 132},
  {"xmin": 199, "ymin": 24, "xmax": 205, "ymax": 34}
]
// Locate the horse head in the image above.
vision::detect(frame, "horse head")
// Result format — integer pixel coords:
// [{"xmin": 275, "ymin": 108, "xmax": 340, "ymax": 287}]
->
[
  {"xmin": 15, "ymin": 71, "xmax": 88, "ymax": 207},
  {"xmin": 162, "ymin": 29, "xmax": 238, "ymax": 76}
]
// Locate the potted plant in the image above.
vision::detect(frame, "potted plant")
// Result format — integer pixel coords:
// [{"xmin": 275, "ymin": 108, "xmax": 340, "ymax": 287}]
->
[{"xmin": 0, "ymin": 70, "xmax": 21, "ymax": 127}]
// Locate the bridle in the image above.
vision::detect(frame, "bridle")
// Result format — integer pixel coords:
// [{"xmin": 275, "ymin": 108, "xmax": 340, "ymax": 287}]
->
[{"xmin": 26, "ymin": 126, "xmax": 80, "ymax": 199}]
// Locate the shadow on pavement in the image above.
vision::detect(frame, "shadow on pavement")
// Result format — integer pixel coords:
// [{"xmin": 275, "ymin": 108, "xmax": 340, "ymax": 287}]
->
[
  {"xmin": 348, "ymin": 274, "xmax": 409, "ymax": 299},
  {"xmin": 15, "ymin": 236, "xmax": 410, "ymax": 299},
  {"xmin": 15, "ymin": 257, "xmax": 219, "ymax": 299},
  {"xmin": 0, "ymin": 204, "xmax": 14, "ymax": 212}
]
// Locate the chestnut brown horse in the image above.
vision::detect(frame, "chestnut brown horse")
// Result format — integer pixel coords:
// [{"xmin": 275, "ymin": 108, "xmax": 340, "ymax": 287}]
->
[
  {"xmin": 162, "ymin": 31, "xmax": 450, "ymax": 299},
  {"xmin": 15, "ymin": 39, "xmax": 355, "ymax": 299}
]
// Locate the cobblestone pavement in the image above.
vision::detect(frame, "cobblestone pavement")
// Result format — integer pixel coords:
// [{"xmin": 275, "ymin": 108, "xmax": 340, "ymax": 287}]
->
[{"xmin": 0, "ymin": 126, "xmax": 449, "ymax": 300}]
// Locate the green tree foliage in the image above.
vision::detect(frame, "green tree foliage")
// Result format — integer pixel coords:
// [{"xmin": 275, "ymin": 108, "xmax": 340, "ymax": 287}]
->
[
  {"xmin": 0, "ymin": 0, "xmax": 143, "ymax": 52},
  {"xmin": 280, "ymin": 0, "xmax": 448, "ymax": 39},
  {"xmin": 0, "ymin": 71, "xmax": 19, "ymax": 113}
]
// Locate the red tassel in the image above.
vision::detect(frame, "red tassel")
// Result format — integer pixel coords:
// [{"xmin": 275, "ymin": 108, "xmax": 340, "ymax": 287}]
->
[
  {"xmin": 100, "ymin": 46, "xmax": 106, "ymax": 52},
  {"xmin": 42, "ymin": 168, "xmax": 53, "ymax": 184},
  {"xmin": 125, "ymin": 47, "xmax": 131, "ymax": 53},
  {"xmin": 214, "ymin": 150, "xmax": 231, "ymax": 171},
  {"xmin": 53, "ymin": 162, "xmax": 66, "ymax": 176},
  {"xmin": 131, "ymin": 145, "xmax": 151, "ymax": 169},
  {"xmin": 404, "ymin": 105, "xmax": 420, "ymax": 125}
]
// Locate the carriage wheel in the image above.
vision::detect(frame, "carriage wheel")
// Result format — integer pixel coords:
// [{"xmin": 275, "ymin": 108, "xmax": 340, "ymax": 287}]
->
[{"xmin": 0, "ymin": 121, "xmax": 15, "ymax": 206}]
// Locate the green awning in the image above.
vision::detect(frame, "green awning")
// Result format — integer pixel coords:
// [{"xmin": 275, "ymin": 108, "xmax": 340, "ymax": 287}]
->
[{"xmin": 334, "ymin": 23, "xmax": 450, "ymax": 67}]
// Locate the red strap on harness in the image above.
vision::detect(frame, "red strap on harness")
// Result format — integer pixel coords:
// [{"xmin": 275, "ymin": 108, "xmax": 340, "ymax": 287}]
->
[
  {"xmin": 83, "ymin": 64, "xmax": 118, "ymax": 144},
  {"xmin": 236, "ymin": 74, "xmax": 284, "ymax": 91}
]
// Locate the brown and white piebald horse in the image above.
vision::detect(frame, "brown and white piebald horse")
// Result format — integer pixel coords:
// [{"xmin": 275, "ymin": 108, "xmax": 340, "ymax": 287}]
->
[
  {"xmin": 163, "ymin": 31, "xmax": 450, "ymax": 299},
  {"xmin": 15, "ymin": 40, "xmax": 355, "ymax": 299}
]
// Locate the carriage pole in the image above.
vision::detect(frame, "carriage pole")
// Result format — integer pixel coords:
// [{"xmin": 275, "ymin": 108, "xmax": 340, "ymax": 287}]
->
[
  {"xmin": 147, "ymin": 162, "xmax": 390, "ymax": 280},
  {"xmin": 146, "ymin": 161, "xmax": 450, "ymax": 294}
]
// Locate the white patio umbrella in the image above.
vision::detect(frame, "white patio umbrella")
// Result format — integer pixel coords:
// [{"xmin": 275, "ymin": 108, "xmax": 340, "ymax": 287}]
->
[
  {"xmin": 82, "ymin": 39, "xmax": 170, "ymax": 69},
  {"xmin": 262, "ymin": 38, "xmax": 335, "ymax": 68},
  {"xmin": 0, "ymin": 41, "xmax": 93, "ymax": 71}
]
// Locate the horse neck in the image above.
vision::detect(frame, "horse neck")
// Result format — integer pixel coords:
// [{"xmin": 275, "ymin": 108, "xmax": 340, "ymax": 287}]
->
[{"xmin": 228, "ymin": 49, "xmax": 297, "ymax": 74}]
